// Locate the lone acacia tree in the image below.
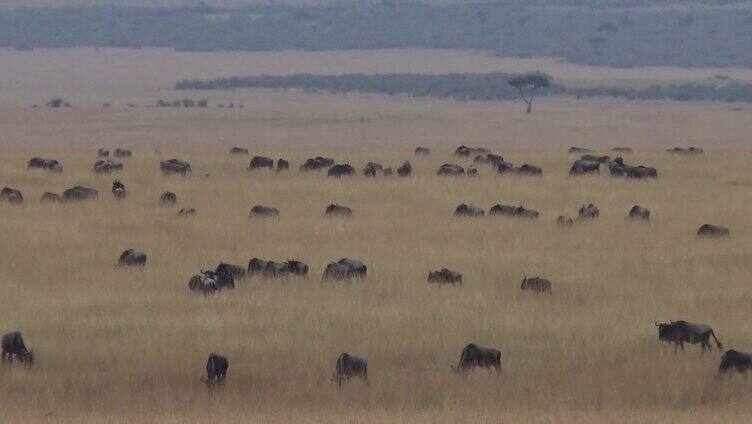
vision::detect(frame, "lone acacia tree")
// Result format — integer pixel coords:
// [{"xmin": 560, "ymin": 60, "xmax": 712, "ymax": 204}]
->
[{"xmin": 508, "ymin": 73, "xmax": 551, "ymax": 113}]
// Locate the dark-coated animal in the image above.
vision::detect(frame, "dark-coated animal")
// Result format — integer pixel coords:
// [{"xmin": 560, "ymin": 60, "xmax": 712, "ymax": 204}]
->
[
  {"xmin": 332, "ymin": 353, "xmax": 368, "ymax": 387},
  {"xmin": 160, "ymin": 191, "xmax": 177, "ymax": 206},
  {"xmin": 397, "ymin": 161, "xmax": 412, "ymax": 177},
  {"xmin": 437, "ymin": 164, "xmax": 465, "ymax": 176},
  {"xmin": 1, "ymin": 187, "xmax": 24, "ymax": 204},
  {"xmin": 467, "ymin": 166, "xmax": 478, "ymax": 176},
  {"xmin": 612, "ymin": 147, "xmax": 632, "ymax": 153},
  {"xmin": 216, "ymin": 263, "xmax": 246, "ymax": 281},
  {"xmin": 188, "ymin": 273, "xmax": 217, "ymax": 293},
  {"xmin": 323, "ymin": 262, "xmax": 353, "ymax": 280},
  {"xmin": 160, "ymin": 159, "xmax": 191, "ymax": 175},
  {"xmin": 286, "ymin": 260, "xmax": 309, "ymax": 277},
  {"xmin": 455, "ymin": 145, "xmax": 490, "ymax": 157},
  {"xmin": 363, "ymin": 162, "xmax": 384, "ymax": 177},
  {"xmin": 569, "ymin": 160, "xmax": 600, "ymax": 175},
  {"xmin": 250, "ymin": 205, "xmax": 279, "ymax": 218},
  {"xmin": 114, "ymin": 148, "xmax": 132, "ymax": 158},
  {"xmin": 117, "ymin": 249, "xmax": 146, "ymax": 267},
  {"xmin": 325, "ymin": 204, "xmax": 352, "ymax": 217},
  {"xmin": 428, "ymin": 269, "xmax": 463, "ymax": 286},
  {"xmin": 414, "ymin": 147, "xmax": 431, "ymax": 155},
  {"xmin": 247, "ymin": 258, "xmax": 270, "ymax": 275},
  {"xmin": 28, "ymin": 158, "xmax": 63, "ymax": 173},
  {"xmin": 581, "ymin": 154, "xmax": 610, "ymax": 164},
  {"xmin": 628, "ymin": 205, "xmax": 650, "ymax": 222},
  {"xmin": 249, "ymin": 156, "xmax": 274, "ymax": 170},
  {"xmin": 452, "ymin": 343, "xmax": 501, "ymax": 374},
  {"xmin": 489, "ymin": 204, "xmax": 538, "ymax": 219},
  {"xmin": 300, "ymin": 157, "xmax": 334, "ymax": 171},
  {"xmin": 474, "ymin": 153, "xmax": 505, "ymax": 166},
  {"xmin": 338, "ymin": 258, "xmax": 367, "ymax": 278},
  {"xmin": 627, "ymin": 166, "xmax": 657, "ymax": 179},
  {"xmin": 178, "ymin": 208, "xmax": 196, "ymax": 216},
  {"xmin": 112, "ymin": 180, "xmax": 126, "ymax": 200},
  {"xmin": 557, "ymin": 215, "xmax": 575, "ymax": 226},
  {"xmin": 62, "ymin": 186, "xmax": 98, "ymax": 201},
  {"xmin": 514, "ymin": 164, "xmax": 542, "ymax": 176},
  {"xmin": 697, "ymin": 224, "xmax": 729, "ymax": 238},
  {"xmin": 578, "ymin": 203, "xmax": 599, "ymax": 220},
  {"xmin": 229, "ymin": 147, "xmax": 249, "ymax": 155},
  {"xmin": 262, "ymin": 261, "xmax": 291, "ymax": 278},
  {"xmin": 718, "ymin": 350, "xmax": 752, "ymax": 375},
  {"xmin": 276, "ymin": 159, "xmax": 289, "ymax": 172},
  {"xmin": 454, "ymin": 203, "xmax": 484, "ymax": 217},
  {"xmin": 521, "ymin": 276, "xmax": 552, "ymax": 294},
  {"xmin": 568, "ymin": 147, "xmax": 592, "ymax": 154},
  {"xmin": 202, "ymin": 353, "xmax": 229, "ymax": 389},
  {"xmin": 656, "ymin": 320, "xmax": 723, "ymax": 354},
  {"xmin": 328, "ymin": 164, "xmax": 355, "ymax": 177},
  {"xmin": 40, "ymin": 192, "xmax": 61, "ymax": 203},
  {"xmin": 608, "ymin": 157, "xmax": 629, "ymax": 176},
  {"xmin": 1, "ymin": 332, "xmax": 33, "ymax": 366},
  {"xmin": 667, "ymin": 147, "xmax": 704, "ymax": 155},
  {"xmin": 97, "ymin": 148, "xmax": 109, "ymax": 157},
  {"xmin": 93, "ymin": 160, "xmax": 123, "ymax": 174}
]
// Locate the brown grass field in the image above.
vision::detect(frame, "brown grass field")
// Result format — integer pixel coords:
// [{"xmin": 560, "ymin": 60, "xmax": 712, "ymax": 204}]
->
[{"xmin": 0, "ymin": 92, "xmax": 751, "ymax": 423}]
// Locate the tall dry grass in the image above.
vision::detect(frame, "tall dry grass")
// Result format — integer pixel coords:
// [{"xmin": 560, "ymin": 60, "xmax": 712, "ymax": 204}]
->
[{"xmin": 1, "ymin": 145, "xmax": 752, "ymax": 422}]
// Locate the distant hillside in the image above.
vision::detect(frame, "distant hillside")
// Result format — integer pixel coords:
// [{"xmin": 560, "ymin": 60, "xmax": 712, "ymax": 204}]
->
[{"xmin": 2, "ymin": 2, "xmax": 752, "ymax": 68}]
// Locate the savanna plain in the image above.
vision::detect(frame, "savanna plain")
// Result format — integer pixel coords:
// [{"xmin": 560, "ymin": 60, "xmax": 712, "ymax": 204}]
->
[{"xmin": 2, "ymin": 51, "xmax": 752, "ymax": 422}]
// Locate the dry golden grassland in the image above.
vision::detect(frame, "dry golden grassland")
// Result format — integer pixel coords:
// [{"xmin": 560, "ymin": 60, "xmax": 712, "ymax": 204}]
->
[{"xmin": 0, "ymin": 99, "xmax": 752, "ymax": 423}]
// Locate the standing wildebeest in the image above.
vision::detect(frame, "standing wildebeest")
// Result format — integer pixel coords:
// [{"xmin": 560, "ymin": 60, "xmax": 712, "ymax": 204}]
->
[
  {"xmin": 568, "ymin": 146, "xmax": 592, "ymax": 154},
  {"xmin": 97, "ymin": 148, "xmax": 110, "ymax": 158},
  {"xmin": 247, "ymin": 258, "xmax": 270, "ymax": 276},
  {"xmin": 1, "ymin": 332, "xmax": 33, "ymax": 366},
  {"xmin": 1, "ymin": 187, "xmax": 24, "ymax": 204},
  {"xmin": 455, "ymin": 145, "xmax": 489, "ymax": 157},
  {"xmin": 628, "ymin": 205, "xmax": 650, "ymax": 222},
  {"xmin": 608, "ymin": 157, "xmax": 629, "ymax": 176},
  {"xmin": 286, "ymin": 260, "xmax": 309, "ymax": 277},
  {"xmin": 178, "ymin": 208, "xmax": 196, "ymax": 216},
  {"xmin": 117, "ymin": 249, "xmax": 147, "ymax": 267},
  {"xmin": 229, "ymin": 147, "xmax": 249, "ymax": 155},
  {"xmin": 697, "ymin": 224, "xmax": 729, "ymax": 238},
  {"xmin": 428, "ymin": 269, "xmax": 463, "ymax": 286},
  {"xmin": 667, "ymin": 147, "xmax": 704, "ymax": 155},
  {"xmin": 62, "ymin": 186, "xmax": 98, "ymax": 201},
  {"xmin": 415, "ymin": 147, "xmax": 431, "ymax": 155},
  {"xmin": 569, "ymin": 160, "xmax": 600, "ymax": 175},
  {"xmin": 249, "ymin": 156, "xmax": 274, "ymax": 170},
  {"xmin": 454, "ymin": 203, "xmax": 484, "ymax": 217},
  {"xmin": 40, "ymin": 192, "xmax": 61, "ymax": 203},
  {"xmin": 489, "ymin": 204, "xmax": 538, "ymax": 219},
  {"xmin": 300, "ymin": 156, "xmax": 335, "ymax": 171},
  {"xmin": 437, "ymin": 164, "xmax": 465, "ymax": 176},
  {"xmin": 338, "ymin": 258, "xmax": 367, "ymax": 278},
  {"xmin": 250, "ymin": 205, "xmax": 279, "ymax": 218},
  {"xmin": 201, "ymin": 353, "xmax": 229, "ymax": 389},
  {"xmin": 489, "ymin": 203, "xmax": 520, "ymax": 217},
  {"xmin": 521, "ymin": 276, "xmax": 552, "ymax": 294},
  {"xmin": 331, "ymin": 353, "xmax": 368, "ymax": 387},
  {"xmin": 160, "ymin": 159, "xmax": 191, "ymax": 175},
  {"xmin": 397, "ymin": 161, "xmax": 412, "ymax": 177},
  {"xmin": 262, "ymin": 261, "xmax": 291, "ymax": 278},
  {"xmin": 92, "ymin": 160, "xmax": 123, "ymax": 174},
  {"xmin": 216, "ymin": 263, "xmax": 247, "ymax": 281},
  {"xmin": 581, "ymin": 154, "xmax": 610, "ymax": 164},
  {"xmin": 656, "ymin": 320, "xmax": 723, "ymax": 354},
  {"xmin": 325, "ymin": 204, "xmax": 352, "ymax": 217},
  {"xmin": 324, "ymin": 258, "xmax": 367, "ymax": 280},
  {"xmin": 160, "ymin": 191, "xmax": 177, "ymax": 206},
  {"xmin": 627, "ymin": 166, "xmax": 657, "ymax": 179},
  {"xmin": 327, "ymin": 164, "xmax": 355, "ymax": 177},
  {"xmin": 452, "ymin": 343, "xmax": 501, "ymax": 374},
  {"xmin": 112, "ymin": 180, "xmax": 126, "ymax": 200},
  {"xmin": 363, "ymin": 162, "xmax": 384, "ymax": 177},
  {"xmin": 578, "ymin": 203, "xmax": 600, "ymax": 220},
  {"xmin": 28, "ymin": 158, "xmax": 63, "ymax": 173},
  {"xmin": 612, "ymin": 147, "xmax": 632, "ymax": 153},
  {"xmin": 114, "ymin": 148, "xmax": 132, "ymax": 158},
  {"xmin": 514, "ymin": 164, "xmax": 543, "ymax": 176},
  {"xmin": 276, "ymin": 159, "xmax": 289, "ymax": 172},
  {"xmin": 474, "ymin": 153, "xmax": 505, "ymax": 167},
  {"xmin": 557, "ymin": 215, "xmax": 575, "ymax": 226},
  {"xmin": 718, "ymin": 350, "xmax": 752, "ymax": 375}
]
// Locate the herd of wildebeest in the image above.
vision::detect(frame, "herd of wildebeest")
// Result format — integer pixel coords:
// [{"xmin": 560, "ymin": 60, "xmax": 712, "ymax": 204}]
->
[{"xmin": 2, "ymin": 142, "xmax": 749, "ymax": 389}]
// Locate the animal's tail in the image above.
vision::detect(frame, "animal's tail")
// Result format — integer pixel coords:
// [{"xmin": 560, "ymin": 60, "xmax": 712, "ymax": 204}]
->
[{"xmin": 711, "ymin": 330, "xmax": 723, "ymax": 350}]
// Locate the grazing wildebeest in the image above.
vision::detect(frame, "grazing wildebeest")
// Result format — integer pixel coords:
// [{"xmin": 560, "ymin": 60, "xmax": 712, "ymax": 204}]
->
[
  {"xmin": 627, "ymin": 166, "xmax": 657, "ymax": 179},
  {"xmin": 325, "ymin": 204, "xmax": 352, "ymax": 217},
  {"xmin": 521, "ymin": 276, "xmax": 552, "ymax": 294},
  {"xmin": 250, "ymin": 205, "xmax": 279, "ymax": 218},
  {"xmin": 581, "ymin": 154, "xmax": 610, "ymax": 164},
  {"xmin": 97, "ymin": 148, "xmax": 110, "ymax": 157},
  {"xmin": 452, "ymin": 343, "xmax": 501, "ymax": 374},
  {"xmin": 27, "ymin": 158, "xmax": 63, "ymax": 173},
  {"xmin": 300, "ymin": 156, "xmax": 335, "ymax": 171},
  {"xmin": 323, "ymin": 262, "xmax": 353, "ymax": 280},
  {"xmin": 114, "ymin": 148, "xmax": 132, "ymax": 158},
  {"xmin": 331, "ymin": 353, "xmax": 368, "ymax": 387},
  {"xmin": 718, "ymin": 350, "xmax": 752, "ymax": 375},
  {"xmin": 628, "ymin": 205, "xmax": 650, "ymax": 222},
  {"xmin": 363, "ymin": 162, "xmax": 384, "ymax": 177},
  {"xmin": 612, "ymin": 147, "xmax": 632, "ymax": 153},
  {"xmin": 569, "ymin": 160, "xmax": 600, "ymax": 175},
  {"xmin": 513, "ymin": 206, "xmax": 540, "ymax": 219},
  {"xmin": 249, "ymin": 156, "xmax": 274, "ymax": 170},
  {"xmin": 338, "ymin": 258, "xmax": 367, "ymax": 278},
  {"xmin": 261, "ymin": 261, "xmax": 290, "ymax": 278},
  {"xmin": 112, "ymin": 180, "xmax": 126, "ymax": 200},
  {"xmin": 578, "ymin": 203, "xmax": 600, "ymax": 220},
  {"xmin": 454, "ymin": 203, "xmax": 484, "ymax": 217},
  {"xmin": 92, "ymin": 160, "xmax": 123, "ymax": 174},
  {"xmin": 514, "ymin": 164, "xmax": 542, "ymax": 176},
  {"xmin": 437, "ymin": 164, "xmax": 465, "ymax": 176},
  {"xmin": 667, "ymin": 147, "xmax": 704, "ymax": 155},
  {"xmin": 276, "ymin": 159, "xmax": 289, "ymax": 172},
  {"xmin": 62, "ymin": 186, "xmax": 98, "ymax": 201},
  {"xmin": 247, "ymin": 258, "xmax": 270, "ymax": 276},
  {"xmin": 414, "ymin": 147, "xmax": 431, "ymax": 155},
  {"xmin": 327, "ymin": 164, "xmax": 355, "ymax": 177},
  {"xmin": 455, "ymin": 145, "xmax": 489, "ymax": 157},
  {"xmin": 178, "ymin": 208, "xmax": 196, "ymax": 216},
  {"xmin": 608, "ymin": 157, "xmax": 629, "ymax": 176},
  {"xmin": 697, "ymin": 224, "xmax": 730, "ymax": 238},
  {"xmin": 656, "ymin": 320, "xmax": 723, "ymax": 354},
  {"xmin": 1, "ymin": 187, "xmax": 24, "ymax": 204},
  {"xmin": 229, "ymin": 147, "xmax": 249, "ymax": 155},
  {"xmin": 286, "ymin": 260, "xmax": 309, "ymax": 277},
  {"xmin": 188, "ymin": 273, "xmax": 217, "ymax": 293},
  {"xmin": 397, "ymin": 161, "xmax": 412, "ymax": 177},
  {"xmin": 428, "ymin": 268, "xmax": 463, "ymax": 286},
  {"xmin": 1, "ymin": 332, "xmax": 33, "ymax": 366},
  {"xmin": 216, "ymin": 263, "xmax": 246, "ymax": 281},
  {"xmin": 160, "ymin": 159, "xmax": 191, "ymax": 175},
  {"xmin": 40, "ymin": 192, "xmax": 61, "ymax": 203},
  {"xmin": 201, "ymin": 353, "xmax": 229, "ymax": 389},
  {"xmin": 568, "ymin": 147, "xmax": 592, "ymax": 154},
  {"xmin": 160, "ymin": 191, "xmax": 177, "ymax": 206},
  {"xmin": 117, "ymin": 249, "xmax": 147, "ymax": 267},
  {"xmin": 474, "ymin": 153, "xmax": 505, "ymax": 166},
  {"xmin": 489, "ymin": 204, "xmax": 538, "ymax": 219},
  {"xmin": 557, "ymin": 215, "xmax": 575, "ymax": 226}
]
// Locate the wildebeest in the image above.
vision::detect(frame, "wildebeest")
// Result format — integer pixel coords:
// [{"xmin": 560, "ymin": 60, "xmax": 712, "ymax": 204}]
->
[
  {"xmin": 452, "ymin": 343, "xmax": 501, "ymax": 374},
  {"xmin": 250, "ymin": 205, "xmax": 279, "ymax": 218},
  {"xmin": 261, "ymin": 261, "xmax": 291, "ymax": 278},
  {"xmin": 276, "ymin": 159, "xmax": 289, "ymax": 172},
  {"xmin": 92, "ymin": 160, "xmax": 123, "ymax": 174},
  {"xmin": 160, "ymin": 159, "xmax": 191, "ymax": 175},
  {"xmin": 608, "ymin": 157, "xmax": 629, "ymax": 176},
  {"xmin": 324, "ymin": 258, "xmax": 367, "ymax": 280},
  {"xmin": 27, "ymin": 158, "xmax": 63, "ymax": 173},
  {"xmin": 40, "ymin": 192, "xmax": 61, "ymax": 203},
  {"xmin": 327, "ymin": 164, "xmax": 355, "ymax": 177},
  {"xmin": 455, "ymin": 145, "xmax": 490, "ymax": 157},
  {"xmin": 159, "ymin": 191, "xmax": 177, "ymax": 206},
  {"xmin": 300, "ymin": 156, "xmax": 335, "ymax": 171},
  {"xmin": 454, "ymin": 203, "xmax": 484, "ymax": 217},
  {"xmin": 229, "ymin": 147, "xmax": 249, "ymax": 155},
  {"xmin": 114, "ymin": 148, "xmax": 132, "ymax": 158},
  {"xmin": 414, "ymin": 147, "xmax": 431, "ymax": 155},
  {"xmin": 97, "ymin": 148, "xmax": 109, "ymax": 157},
  {"xmin": 437, "ymin": 164, "xmax": 465, "ymax": 176},
  {"xmin": 331, "ymin": 353, "xmax": 368, "ymax": 387},
  {"xmin": 568, "ymin": 147, "xmax": 592, "ymax": 154},
  {"xmin": 656, "ymin": 320, "xmax": 723, "ymax": 354},
  {"xmin": 474, "ymin": 153, "xmax": 505, "ymax": 167},
  {"xmin": 581, "ymin": 154, "xmax": 610, "ymax": 164},
  {"xmin": 325, "ymin": 204, "xmax": 352, "ymax": 217},
  {"xmin": 249, "ymin": 156, "xmax": 274, "ymax": 170},
  {"xmin": 62, "ymin": 185, "xmax": 98, "ymax": 201},
  {"xmin": 397, "ymin": 161, "xmax": 412, "ymax": 177},
  {"xmin": 286, "ymin": 260, "xmax": 309, "ymax": 277},
  {"xmin": 188, "ymin": 269, "xmax": 234, "ymax": 294},
  {"xmin": 428, "ymin": 268, "xmax": 463, "ymax": 286},
  {"xmin": 117, "ymin": 249, "xmax": 147, "ymax": 267},
  {"xmin": 363, "ymin": 162, "xmax": 384, "ymax": 177},
  {"xmin": 667, "ymin": 147, "xmax": 704, "ymax": 155},
  {"xmin": 578, "ymin": 203, "xmax": 600, "ymax": 220},
  {"xmin": 697, "ymin": 224, "xmax": 730, "ymax": 238},
  {"xmin": 466, "ymin": 166, "xmax": 478, "ymax": 176},
  {"xmin": 1, "ymin": 332, "xmax": 33, "ymax": 366},
  {"xmin": 612, "ymin": 147, "xmax": 632, "ymax": 153},
  {"xmin": 178, "ymin": 208, "xmax": 196, "ymax": 216},
  {"xmin": 201, "ymin": 353, "xmax": 229, "ymax": 389},
  {"xmin": 627, "ymin": 166, "xmax": 657, "ymax": 179},
  {"xmin": 489, "ymin": 204, "xmax": 538, "ymax": 219},
  {"xmin": 247, "ymin": 258, "xmax": 269, "ymax": 276},
  {"xmin": 514, "ymin": 164, "xmax": 542, "ymax": 176},
  {"xmin": 112, "ymin": 180, "xmax": 126, "ymax": 200},
  {"xmin": 337, "ymin": 258, "xmax": 367, "ymax": 278},
  {"xmin": 556, "ymin": 215, "xmax": 575, "ymax": 226},
  {"xmin": 521, "ymin": 276, "xmax": 552, "ymax": 294},
  {"xmin": 0, "ymin": 187, "xmax": 24, "ymax": 204},
  {"xmin": 569, "ymin": 160, "xmax": 600, "ymax": 175},
  {"xmin": 718, "ymin": 350, "xmax": 752, "ymax": 375},
  {"xmin": 628, "ymin": 205, "xmax": 650, "ymax": 222},
  {"xmin": 216, "ymin": 262, "xmax": 247, "ymax": 281}
]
